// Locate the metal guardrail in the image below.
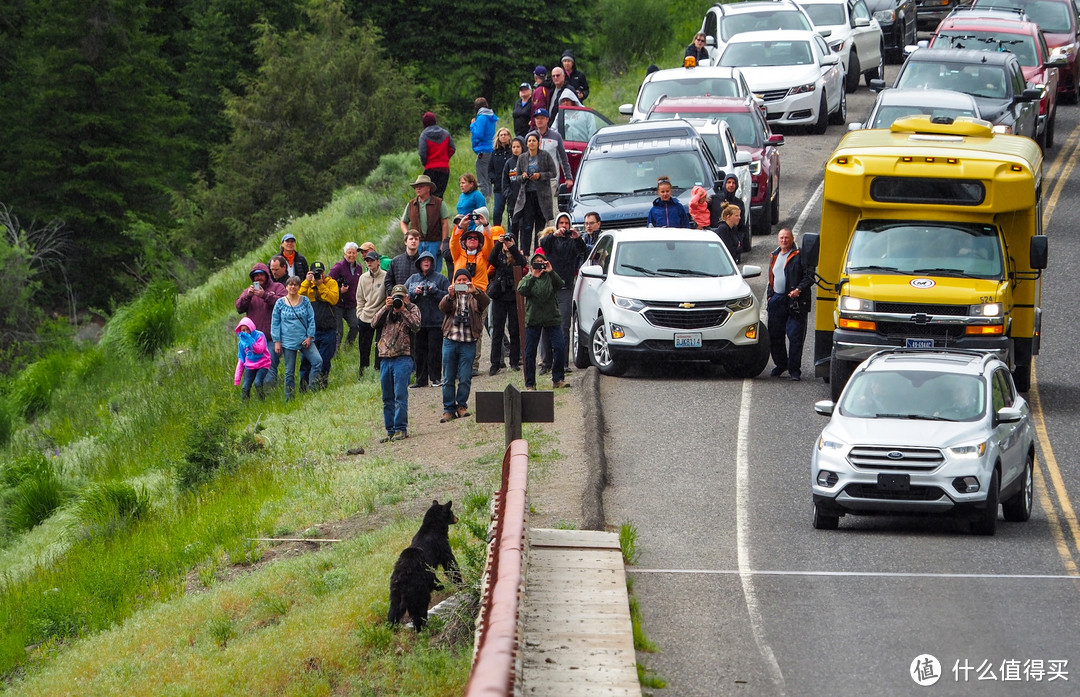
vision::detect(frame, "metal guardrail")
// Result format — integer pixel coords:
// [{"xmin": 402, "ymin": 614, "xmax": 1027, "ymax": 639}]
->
[{"xmin": 464, "ymin": 439, "xmax": 529, "ymax": 697}]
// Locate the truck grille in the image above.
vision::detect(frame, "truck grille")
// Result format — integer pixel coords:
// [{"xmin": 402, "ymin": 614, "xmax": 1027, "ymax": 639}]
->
[
  {"xmin": 848, "ymin": 446, "xmax": 944, "ymax": 472},
  {"xmin": 876, "ymin": 302, "xmax": 968, "ymax": 316},
  {"xmin": 644, "ymin": 308, "xmax": 730, "ymax": 329},
  {"xmin": 844, "ymin": 483, "xmax": 946, "ymax": 501}
]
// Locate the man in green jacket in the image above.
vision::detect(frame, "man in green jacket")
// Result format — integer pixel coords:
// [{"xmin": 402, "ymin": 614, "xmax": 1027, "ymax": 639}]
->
[{"xmin": 517, "ymin": 252, "xmax": 569, "ymax": 390}]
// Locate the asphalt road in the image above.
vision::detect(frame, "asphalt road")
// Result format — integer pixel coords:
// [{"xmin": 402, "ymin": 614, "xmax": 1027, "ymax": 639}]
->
[{"xmin": 600, "ymin": 63, "xmax": 1080, "ymax": 696}]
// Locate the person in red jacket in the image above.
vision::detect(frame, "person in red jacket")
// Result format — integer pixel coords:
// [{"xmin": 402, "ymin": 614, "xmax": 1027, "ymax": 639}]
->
[{"xmin": 418, "ymin": 112, "xmax": 455, "ymax": 198}]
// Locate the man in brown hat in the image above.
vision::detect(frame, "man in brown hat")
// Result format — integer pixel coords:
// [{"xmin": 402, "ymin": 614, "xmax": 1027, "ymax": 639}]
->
[{"xmin": 400, "ymin": 174, "xmax": 451, "ymax": 272}]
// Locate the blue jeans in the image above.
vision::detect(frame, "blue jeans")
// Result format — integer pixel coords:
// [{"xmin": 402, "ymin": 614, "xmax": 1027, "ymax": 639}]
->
[
  {"xmin": 767, "ymin": 294, "xmax": 808, "ymax": 376},
  {"xmin": 380, "ymin": 355, "xmax": 414, "ymax": 435},
  {"xmin": 492, "ymin": 191, "xmax": 507, "ymax": 228},
  {"xmin": 265, "ymin": 348, "xmax": 281, "ymax": 387},
  {"xmin": 282, "ymin": 343, "xmax": 323, "ymax": 402},
  {"xmin": 241, "ymin": 367, "xmax": 269, "ymax": 400},
  {"xmin": 442, "ymin": 339, "xmax": 477, "ymax": 413},
  {"xmin": 525, "ymin": 325, "xmax": 565, "ymax": 388}
]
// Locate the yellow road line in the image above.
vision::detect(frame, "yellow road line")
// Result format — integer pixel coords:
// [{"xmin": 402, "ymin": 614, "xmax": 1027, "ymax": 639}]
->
[
  {"xmin": 1033, "ymin": 460, "xmax": 1079, "ymax": 577},
  {"xmin": 1043, "ymin": 123, "xmax": 1080, "ymax": 222},
  {"xmin": 1029, "ymin": 364, "xmax": 1080, "ymax": 563}
]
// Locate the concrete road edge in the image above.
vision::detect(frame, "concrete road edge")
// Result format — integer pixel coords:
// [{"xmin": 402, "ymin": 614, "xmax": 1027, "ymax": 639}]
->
[{"xmin": 581, "ymin": 366, "xmax": 608, "ymax": 531}]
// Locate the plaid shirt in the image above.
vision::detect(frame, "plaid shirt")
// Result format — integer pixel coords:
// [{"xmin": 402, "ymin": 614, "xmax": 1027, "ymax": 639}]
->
[
  {"xmin": 444, "ymin": 294, "xmax": 476, "ymax": 343},
  {"xmin": 372, "ymin": 302, "xmax": 421, "ymax": 358}
]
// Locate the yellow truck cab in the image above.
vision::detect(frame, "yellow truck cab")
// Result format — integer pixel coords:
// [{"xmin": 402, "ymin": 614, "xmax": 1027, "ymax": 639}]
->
[{"xmin": 802, "ymin": 116, "xmax": 1048, "ymax": 400}]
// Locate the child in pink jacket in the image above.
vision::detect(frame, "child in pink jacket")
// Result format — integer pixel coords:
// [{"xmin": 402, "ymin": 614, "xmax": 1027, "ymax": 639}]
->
[
  {"xmin": 234, "ymin": 317, "xmax": 272, "ymax": 401},
  {"xmin": 689, "ymin": 185, "xmax": 712, "ymax": 229}
]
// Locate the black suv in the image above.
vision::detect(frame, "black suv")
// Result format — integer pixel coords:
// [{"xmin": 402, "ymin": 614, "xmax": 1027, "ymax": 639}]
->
[
  {"xmin": 875, "ymin": 48, "xmax": 1041, "ymax": 140},
  {"xmin": 568, "ymin": 120, "xmax": 725, "ymax": 230}
]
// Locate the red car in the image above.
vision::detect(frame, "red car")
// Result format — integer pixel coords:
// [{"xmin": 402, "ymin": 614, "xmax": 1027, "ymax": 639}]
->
[
  {"xmin": 552, "ymin": 105, "xmax": 613, "ymax": 189},
  {"xmin": 929, "ymin": 8, "xmax": 1059, "ymax": 146},
  {"xmin": 645, "ymin": 96, "xmax": 784, "ymax": 235}
]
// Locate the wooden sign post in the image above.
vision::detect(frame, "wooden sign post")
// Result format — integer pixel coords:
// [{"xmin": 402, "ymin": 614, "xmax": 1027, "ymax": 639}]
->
[{"xmin": 475, "ymin": 384, "xmax": 555, "ymax": 448}]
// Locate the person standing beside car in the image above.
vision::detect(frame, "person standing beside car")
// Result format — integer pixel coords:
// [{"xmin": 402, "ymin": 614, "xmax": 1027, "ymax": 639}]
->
[
  {"xmin": 536, "ymin": 213, "xmax": 586, "ymax": 375},
  {"xmin": 714, "ymin": 202, "xmax": 743, "ymax": 264},
  {"xmin": 711, "ymin": 174, "xmax": 748, "ymax": 251},
  {"xmin": 487, "ymin": 230, "xmax": 527, "ymax": 374},
  {"xmin": 646, "ymin": 176, "xmax": 690, "ymax": 228},
  {"xmin": 511, "ymin": 132, "xmax": 558, "ymax": 254},
  {"xmin": 517, "ymin": 252, "xmax": 569, "ymax": 390},
  {"xmin": 766, "ymin": 228, "xmax": 813, "ymax": 381}
]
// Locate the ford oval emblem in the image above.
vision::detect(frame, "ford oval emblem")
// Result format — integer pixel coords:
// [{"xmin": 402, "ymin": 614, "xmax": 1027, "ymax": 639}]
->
[
  {"xmin": 886, "ymin": 451, "xmax": 904, "ymax": 460},
  {"xmin": 910, "ymin": 278, "xmax": 935, "ymax": 289}
]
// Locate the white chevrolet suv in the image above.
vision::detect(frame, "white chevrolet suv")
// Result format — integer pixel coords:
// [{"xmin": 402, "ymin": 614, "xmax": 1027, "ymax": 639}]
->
[
  {"xmin": 570, "ymin": 228, "xmax": 769, "ymax": 378},
  {"xmin": 811, "ymin": 349, "xmax": 1035, "ymax": 535}
]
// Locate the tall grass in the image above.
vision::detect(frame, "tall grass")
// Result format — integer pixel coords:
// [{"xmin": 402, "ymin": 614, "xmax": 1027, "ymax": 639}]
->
[
  {"xmin": 101, "ymin": 281, "xmax": 178, "ymax": 360},
  {"xmin": 2, "ymin": 452, "xmax": 65, "ymax": 535}
]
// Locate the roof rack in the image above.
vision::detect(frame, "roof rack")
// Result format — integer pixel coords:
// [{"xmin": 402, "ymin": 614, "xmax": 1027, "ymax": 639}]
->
[{"xmin": 868, "ymin": 347, "xmax": 996, "ymax": 364}]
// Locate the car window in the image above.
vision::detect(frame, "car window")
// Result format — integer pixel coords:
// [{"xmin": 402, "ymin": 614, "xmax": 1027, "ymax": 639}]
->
[
  {"xmin": 896, "ymin": 62, "xmax": 1008, "ymax": 99},
  {"xmin": 804, "ymin": 4, "xmax": 847, "ymax": 25},
  {"xmin": 1038, "ymin": 31, "xmax": 1051, "ymax": 62},
  {"xmin": 704, "ymin": 11, "xmax": 718, "ymax": 41},
  {"xmin": 720, "ymin": 39, "xmax": 814, "ymax": 67},
  {"xmin": 976, "ymin": 0, "xmax": 1074, "ymax": 32},
  {"xmin": 991, "ymin": 370, "xmax": 1008, "ymax": 412},
  {"xmin": 847, "ymin": 220, "xmax": 1004, "ymax": 279},
  {"xmin": 1010, "ymin": 61, "xmax": 1026, "ymax": 94},
  {"xmin": 700, "ymin": 133, "xmax": 731, "ymax": 167},
  {"xmin": 725, "ymin": 111, "xmax": 765, "ymax": 146},
  {"xmin": 613, "ymin": 240, "xmax": 736, "ymax": 277},
  {"xmin": 638, "ymin": 77, "xmax": 741, "ymax": 113},
  {"xmin": 561, "ymin": 109, "xmax": 608, "ymax": 143},
  {"xmin": 813, "ymin": 34, "xmax": 832, "ymax": 56},
  {"xmin": 870, "ymin": 104, "xmax": 977, "ymax": 128},
  {"xmin": 839, "ymin": 370, "xmax": 986, "ymax": 421},
  {"xmin": 721, "ymin": 10, "xmax": 813, "ymax": 39},
  {"xmin": 852, "ymin": 0, "xmax": 872, "ymax": 22},
  {"xmin": 936, "ymin": 29, "xmax": 1039, "ymax": 65},
  {"xmin": 577, "ymin": 151, "xmax": 710, "ymax": 195},
  {"xmin": 590, "ymin": 235, "xmax": 614, "ymax": 273}
]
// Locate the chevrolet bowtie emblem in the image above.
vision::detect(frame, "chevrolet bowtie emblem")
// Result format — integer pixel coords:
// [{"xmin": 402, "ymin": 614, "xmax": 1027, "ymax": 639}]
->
[{"xmin": 679, "ymin": 302, "xmax": 695, "ymax": 308}]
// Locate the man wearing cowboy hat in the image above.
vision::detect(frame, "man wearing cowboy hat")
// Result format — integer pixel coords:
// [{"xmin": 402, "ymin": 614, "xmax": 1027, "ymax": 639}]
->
[{"xmin": 400, "ymin": 174, "xmax": 451, "ymax": 267}]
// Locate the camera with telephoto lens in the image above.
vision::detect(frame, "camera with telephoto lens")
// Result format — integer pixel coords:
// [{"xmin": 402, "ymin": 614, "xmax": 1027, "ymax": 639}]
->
[
  {"xmin": 313, "ymin": 270, "xmax": 322, "ymax": 281},
  {"xmin": 531, "ymin": 260, "xmax": 547, "ymax": 270},
  {"xmin": 392, "ymin": 296, "xmax": 404, "ymax": 310}
]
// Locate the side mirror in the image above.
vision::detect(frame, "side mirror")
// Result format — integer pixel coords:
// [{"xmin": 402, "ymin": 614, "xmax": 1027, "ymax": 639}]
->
[
  {"xmin": 822, "ymin": 54, "xmax": 840, "ymax": 66},
  {"xmin": 903, "ymin": 44, "xmax": 920, "ymax": 56},
  {"xmin": 917, "ymin": 39, "xmax": 928, "ymax": 49},
  {"xmin": 619, "ymin": 104, "xmax": 633, "ymax": 116},
  {"xmin": 854, "ymin": 17, "xmax": 870, "ymax": 27},
  {"xmin": 1019, "ymin": 88, "xmax": 1043, "ymax": 102},
  {"xmin": 741, "ymin": 264, "xmax": 761, "ymax": 278},
  {"xmin": 767, "ymin": 133, "xmax": 785, "ymax": 146},
  {"xmin": 847, "ymin": 122, "xmax": 865, "ymax": 131},
  {"xmin": 869, "ymin": 78, "xmax": 886, "ymax": 92},
  {"xmin": 995, "ymin": 406, "xmax": 1024, "ymax": 424},
  {"xmin": 1030, "ymin": 235, "xmax": 1048, "ymax": 269},
  {"xmin": 814, "ymin": 400, "xmax": 835, "ymax": 416},
  {"xmin": 706, "ymin": 36, "xmax": 716, "ymax": 48},
  {"xmin": 579, "ymin": 264, "xmax": 606, "ymax": 279},
  {"xmin": 801, "ymin": 232, "xmax": 820, "ymax": 271},
  {"xmin": 734, "ymin": 151, "xmax": 752, "ymax": 167}
]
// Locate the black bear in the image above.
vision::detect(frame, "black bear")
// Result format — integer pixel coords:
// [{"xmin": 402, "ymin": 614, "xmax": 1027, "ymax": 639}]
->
[
  {"xmin": 388, "ymin": 547, "xmax": 436, "ymax": 631},
  {"xmin": 387, "ymin": 500, "xmax": 460, "ymax": 631}
]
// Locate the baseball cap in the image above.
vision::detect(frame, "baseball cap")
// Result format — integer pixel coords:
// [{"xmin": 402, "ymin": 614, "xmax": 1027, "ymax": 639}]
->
[
  {"xmin": 311, "ymin": 261, "xmax": 325, "ymax": 273},
  {"xmin": 281, "ymin": 232, "xmax": 296, "ymax": 243},
  {"xmin": 364, "ymin": 251, "xmax": 380, "ymax": 262},
  {"xmin": 533, "ymin": 108, "xmax": 549, "ymax": 118},
  {"xmin": 359, "ymin": 241, "xmax": 377, "ymax": 253},
  {"xmin": 391, "ymin": 284, "xmax": 408, "ymax": 297},
  {"xmin": 534, "ymin": 65, "xmax": 547, "ymax": 75},
  {"xmin": 519, "ymin": 82, "xmax": 531, "ymax": 90}
]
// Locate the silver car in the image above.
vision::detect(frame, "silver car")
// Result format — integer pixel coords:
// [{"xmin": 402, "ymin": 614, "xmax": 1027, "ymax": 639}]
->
[{"xmin": 811, "ymin": 349, "xmax": 1035, "ymax": 535}]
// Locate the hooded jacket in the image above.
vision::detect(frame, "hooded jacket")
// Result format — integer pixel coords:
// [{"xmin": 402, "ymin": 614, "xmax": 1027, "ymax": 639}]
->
[
  {"xmin": 561, "ymin": 50, "xmax": 590, "ymax": 102},
  {"xmin": 647, "ymin": 196, "xmax": 691, "ymax": 229},
  {"xmin": 236, "ymin": 263, "xmax": 286, "ymax": 339},
  {"xmin": 537, "ymin": 214, "xmax": 587, "ymax": 283},
  {"xmin": 471, "ymin": 108, "xmax": 498, "ymax": 154},
  {"xmin": 405, "ymin": 251, "xmax": 450, "ymax": 327},
  {"xmin": 419, "ymin": 124, "xmax": 455, "ymax": 170},
  {"xmin": 689, "ymin": 186, "xmax": 712, "ymax": 229},
  {"xmin": 234, "ymin": 317, "xmax": 272, "ymax": 384},
  {"xmin": 487, "ymin": 239, "xmax": 527, "ymax": 301}
]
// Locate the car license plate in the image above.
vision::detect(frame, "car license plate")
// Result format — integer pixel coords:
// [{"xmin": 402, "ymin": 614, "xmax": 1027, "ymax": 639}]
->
[
  {"xmin": 674, "ymin": 333, "xmax": 702, "ymax": 348},
  {"xmin": 905, "ymin": 338, "xmax": 934, "ymax": 349},
  {"xmin": 877, "ymin": 473, "xmax": 910, "ymax": 492}
]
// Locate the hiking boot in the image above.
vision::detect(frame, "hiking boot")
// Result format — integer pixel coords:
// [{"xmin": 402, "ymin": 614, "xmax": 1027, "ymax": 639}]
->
[
  {"xmin": 440, "ymin": 412, "xmax": 455, "ymax": 423},
  {"xmin": 409, "ymin": 381, "xmax": 428, "ymax": 389},
  {"xmin": 379, "ymin": 432, "xmax": 394, "ymax": 443},
  {"xmin": 538, "ymin": 365, "xmax": 551, "ymax": 375},
  {"xmin": 552, "ymin": 380, "xmax": 571, "ymax": 389},
  {"xmin": 456, "ymin": 406, "xmax": 470, "ymax": 419},
  {"xmin": 489, "ymin": 364, "xmax": 502, "ymax": 376},
  {"xmin": 391, "ymin": 430, "xmax": 409, "ymax": 441}
]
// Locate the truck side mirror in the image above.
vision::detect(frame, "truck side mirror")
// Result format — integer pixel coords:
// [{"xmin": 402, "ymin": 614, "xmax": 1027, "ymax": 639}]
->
[
  {"xmin": 801, "ymin": 232, "xmax": 820, "ymax": 270},
  {"xmin": 1030, "ymin": 235, "xmax": 1048, "ymax": 269}
]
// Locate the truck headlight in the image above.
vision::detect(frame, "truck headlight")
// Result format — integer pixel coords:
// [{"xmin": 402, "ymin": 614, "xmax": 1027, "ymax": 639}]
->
[
  {"xmin": 611, "ymin": 294, "xmax": 646, "ymax": 312},
  {"xmin": 947, "ymin": 442, "xmax": 987, "ymax": 459},
  {"xmin": 1051, "ymin": 42, "xmax": 1076, "ymax": 62},
  {"xmin": 749, "ymin": 160, "xmax": 761, "ymax": 176},
  {"xmin": 840, "ymin": 296, "xmax": 874, "ymax": 312},
  {"xmin": 873, "ymin": 8, "xmax": 896, "ymax": 23},
  {"xmin": 969, "ymin": 302, "xmax": 1002, "ymax": 317}
]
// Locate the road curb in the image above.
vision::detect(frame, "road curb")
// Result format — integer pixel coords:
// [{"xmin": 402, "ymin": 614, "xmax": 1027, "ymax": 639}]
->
[{"xmin": 581, "ymin": 365, "xmax": 607, "ymax": 531}]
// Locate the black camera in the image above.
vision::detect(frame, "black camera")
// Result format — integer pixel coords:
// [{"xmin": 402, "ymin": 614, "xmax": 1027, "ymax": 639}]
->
[
  {"xmin": 313, "ymin": 271, "xmax": 322, "ymax": 280},
  {"xmin": 392, "ymin": 296, "xmax": 404, "ymax": 309},
  {"xmin": 468, "ymin": 212, "xmax": 480, "ymax": 221},
  {"xmin": 501, "ymin": 234, "xmax": 515, "ymax": 245},
  {"xmin": 531, "ymin": 260, "xmax": 547, "ymax": 270}
]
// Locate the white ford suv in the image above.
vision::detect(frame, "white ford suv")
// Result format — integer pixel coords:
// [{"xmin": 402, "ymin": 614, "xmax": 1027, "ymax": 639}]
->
[
  {"xmin": 570, "ymin": 228, "xmax": 769, "ymax": 378},
  {"xmin": 811, "ymin": 349, "xmax": 1035, "ymax": 535}
]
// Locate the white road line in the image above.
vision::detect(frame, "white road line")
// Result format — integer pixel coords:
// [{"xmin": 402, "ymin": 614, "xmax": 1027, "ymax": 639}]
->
[
  {"xmin": 630, "ymin": 569, "xmax": 1080, "ymax": 580},
  {"xmin": 736, "ymin": 379, "xmax": 787, "ymax": 694},
  {"xmin": 791, "ymin": 179, "xmax": 825, "ymax": 238}
]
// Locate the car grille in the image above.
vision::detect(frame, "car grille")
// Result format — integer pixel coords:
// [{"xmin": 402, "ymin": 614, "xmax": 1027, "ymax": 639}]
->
[
  {"xmin": 843, "ymin": 483, "xmax": 946, "ymax": 501},
  {"xmin": 760, "ymin": 88, "xmax": 789, "ymax": 102},
  {"xmin": 876, "ymin": 302, "xmax": 968, "ymax": 316},
  {"xmin": 644, "ymin": 308, "xmax": 731, "ymax": 329},
  {"xmin": 876, "ymin": 322, "xmax": 964, "ymax": 339},
  {"xmin": 848, "ymin": 446, "xmax": 944, "ymax": 472},
  {"xmin": 604, "ymin": 216, "xmax": 648, "ymax": 230}
]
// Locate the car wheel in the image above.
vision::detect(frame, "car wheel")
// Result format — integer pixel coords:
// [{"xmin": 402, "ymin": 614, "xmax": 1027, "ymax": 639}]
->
[
  {"xmin": 1046, "ymin": 107, "xmax": 1056, "ymax": 148},
  {"xmin": 1002, "ymin": 452, "xmax": 1034, "ymax": 522},
  {"xmin": 812, "ymin": 92, "xmax": 829, "ymax": 134},
  {"xmin": 829, "ymin": 89, "xmax": 847, "ymax": 125},
  {"xmin": 721, "ymin": 327, "xmax": 769, "ymax": 378},
  {"xmin": 970, "ymin": 469, "xmax": 999, "ymax": 536},
  {"xmin": 865, "ymin": 44, "xmax": 884, "ymax": 86},
  {"xmin": 571, "ymin": 311, "xmax": 590, "ymax": 369},
  {"xmin": 829, "ymin": 356, "xmax": 855, "ymax": 401},
  {"xmin": 588, "ymin": 317, "xmax": 626, "ymax": 376},
  {"xmin": 770, "ymin": 182, "xmax": 780, "ymax": 225},
  {"xmin": 846, "ymin": 52, "xmax": 860, "ymax": 93},
  {"xmin": 813, "ymin": 504, "xmax": 840, "ymax": 530}
]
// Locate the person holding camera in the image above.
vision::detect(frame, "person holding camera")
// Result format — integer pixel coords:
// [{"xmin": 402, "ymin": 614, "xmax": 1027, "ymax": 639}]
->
[
  {"xmin": 271, "ymin": 276, "xmax": 323, "ymax": 403},
  {"xmin": 437, "ymin": 268, "xmax": 490, "ymax": 423},
  {"xmin": 355, "ymin": 250, "xmax": 387, "ymax": 379},
  {"xmin": 500, "ymin": 136, "xmax": 525, "ymax": 237},
  {"xmin": 299, "ymin": 261, "xmax": 339, "ymax": 389},
  {"xmin": 372, "ymin": 284, "xmax": 422, "ymax": 442},
  {"xmin": 486, "ymin": 229, "xmax": 527, "ymax": 375},
  {"xmin": 517, "ymin": 252, "xmax": 569, "ymax": 390},
  {"xmin": 511, "ymin": 130, "xmax": 558, "ymax": 254},
  {"xmin": 405, "ymin": 250, "xmax": 449, "ymax": 388},
  {"xmin": 536, "ymin": 213, "xmax": 587, "ymax": 375},
  {"xmin": 236, "ymin": 262, "xmax": 286, "ymax": 387}
]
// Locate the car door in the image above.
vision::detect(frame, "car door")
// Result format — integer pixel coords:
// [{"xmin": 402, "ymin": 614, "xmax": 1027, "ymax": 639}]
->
[
  {"xmin": 849, "ymin": 0, "xmax": 883, "ymax": 69},
  {"xmin": 1009, "ymin": 60, "xmax": 1038, "ymax": 139},
  {"xmin": 557, "ymin": 107, "xmax": 614, "ymax": 185},
  {"xmin": 576, "ymin": 234, "xmax": 614, "ymax": 330},
  {"xmin": 814, "ymin": 34, "xmax": 844, "ymax": 110},
  {"xmin": 990, "ymin": 368, "xmax": 1024, "ymax": 487}
]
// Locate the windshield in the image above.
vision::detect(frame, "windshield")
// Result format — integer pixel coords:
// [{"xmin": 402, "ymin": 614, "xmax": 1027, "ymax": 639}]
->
[
  {"xmin": 840, "ymin": 370, "xmax": 986, "ymax": 421},
  {"xmin": 933, "ymin": 30, "xmax": 1039, "ymax": 65},
  {"xmin": 803, "ymin": 4, "xmax": 847, "ymax": 25},
  {"xmin": 577, "ymin": 151, "xmax": 710, "ymax": 197},
  {"xmin": 845, "ymin": 220, "xmax": 1004, "ymax": 279},
  {"xmin": 975, "ymin": 0, "xmax": 1073, "ymax": 32},
  {"xmin": 896, "ymin": 61, "xmax": 1009, "ymax": 99},
  {"xmin": 720, "ymin": 10, "xmax": 813, "ymax": 39},
  {"xmin": 650, "ymin": 111, "xmax": 763, "ymax": 147},
  {"xmin": 869, "ymin": 104, "xmax": 977, "ymax": 128},
  {"xmin": 637, "ymin": 77, "xmax": 742, "ymax": 113},
  {"xmin": 613, "ymin": 240, "xmax": 737, "ymax": 277},
  {"xmin": 720, "ymin": 40, "xmax": 815, "ymax": 67}
]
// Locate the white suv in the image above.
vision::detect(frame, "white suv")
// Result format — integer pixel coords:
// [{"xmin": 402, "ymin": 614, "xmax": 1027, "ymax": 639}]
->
[
  {"xmin": 811, "ymin": 349, "xmax": 1035, "ymax": 535},
  {"xmin": 700, "ymin": 0, "xmax": 817, "ymax": 62},
  {"xmin": 570, "ymin": 228, "xmax": 769, "ymax": 378},
  {"xmin": 618, "ymin": 66, "xmax": 755, "ymax": 123}
]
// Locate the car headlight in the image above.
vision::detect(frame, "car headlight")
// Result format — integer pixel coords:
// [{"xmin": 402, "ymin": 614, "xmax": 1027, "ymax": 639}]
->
[
  {"xmin": 611, "ymin": 294, "xmax": 646, "ymax": 312},
  {"xmin": 789, "ymin": 82, "xmax": 816, "ymax": 95},
  {"xmin": 1051, "ymin": 42, "xmax": 1076, "ymax": 61},
  {"xmin": 969, "ymin": 302, "xmax": 1002, "ymax": 317},
  {"xmin": 749, "ymin": 160, "xmax": 761, "ymax": 176},
  {"xmin": 818, "ymin": 435, "xmax": 847, "ymax": 451},
  {"xmin": 947, "ymin": 442, "xmax": 987, "ymax": 459},
  {"xmin": 840, "ymin": 296, "xmax": 874, "ymax": 312},
  {"xmin": 829, "ymin": 40, "xmax": 846, "ymax": 53},
  {"xmin": 726, "ymin": 294, "xmax": 754, "ymax": 311},
  {"xmin": 873, "ymin": 8, "xmax": 896, "ymax": 23}
]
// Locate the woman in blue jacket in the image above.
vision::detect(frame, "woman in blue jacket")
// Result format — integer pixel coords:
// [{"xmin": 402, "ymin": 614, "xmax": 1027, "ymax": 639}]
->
[
  {"xmin": 646, "ymin": 177, "xmax": 690, "ymax": 228},
  {"xmin": 271, "ymin": 276, "xmax": 323, "ymax": 402}
]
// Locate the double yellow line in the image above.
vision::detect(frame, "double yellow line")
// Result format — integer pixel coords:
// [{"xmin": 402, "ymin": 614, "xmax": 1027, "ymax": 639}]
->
[{"xmin": 1033, "ymin": 123, "xmax": 1080, "ymax": 579}]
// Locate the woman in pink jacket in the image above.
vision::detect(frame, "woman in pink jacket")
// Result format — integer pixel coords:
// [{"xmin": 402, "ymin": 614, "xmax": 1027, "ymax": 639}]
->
[{"xmin": 234, "ymin": 317, "xmax": 272, "ymax": 401}]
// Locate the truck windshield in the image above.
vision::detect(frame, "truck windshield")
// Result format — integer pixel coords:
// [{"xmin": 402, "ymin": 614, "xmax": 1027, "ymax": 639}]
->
[
  {"xmin": 845, "ymin": 220, "xmax": 1004, "ymax": 279},
  {"xmin": 840, "ymin": 370, "xmax": 985, "ymax": 421}
]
